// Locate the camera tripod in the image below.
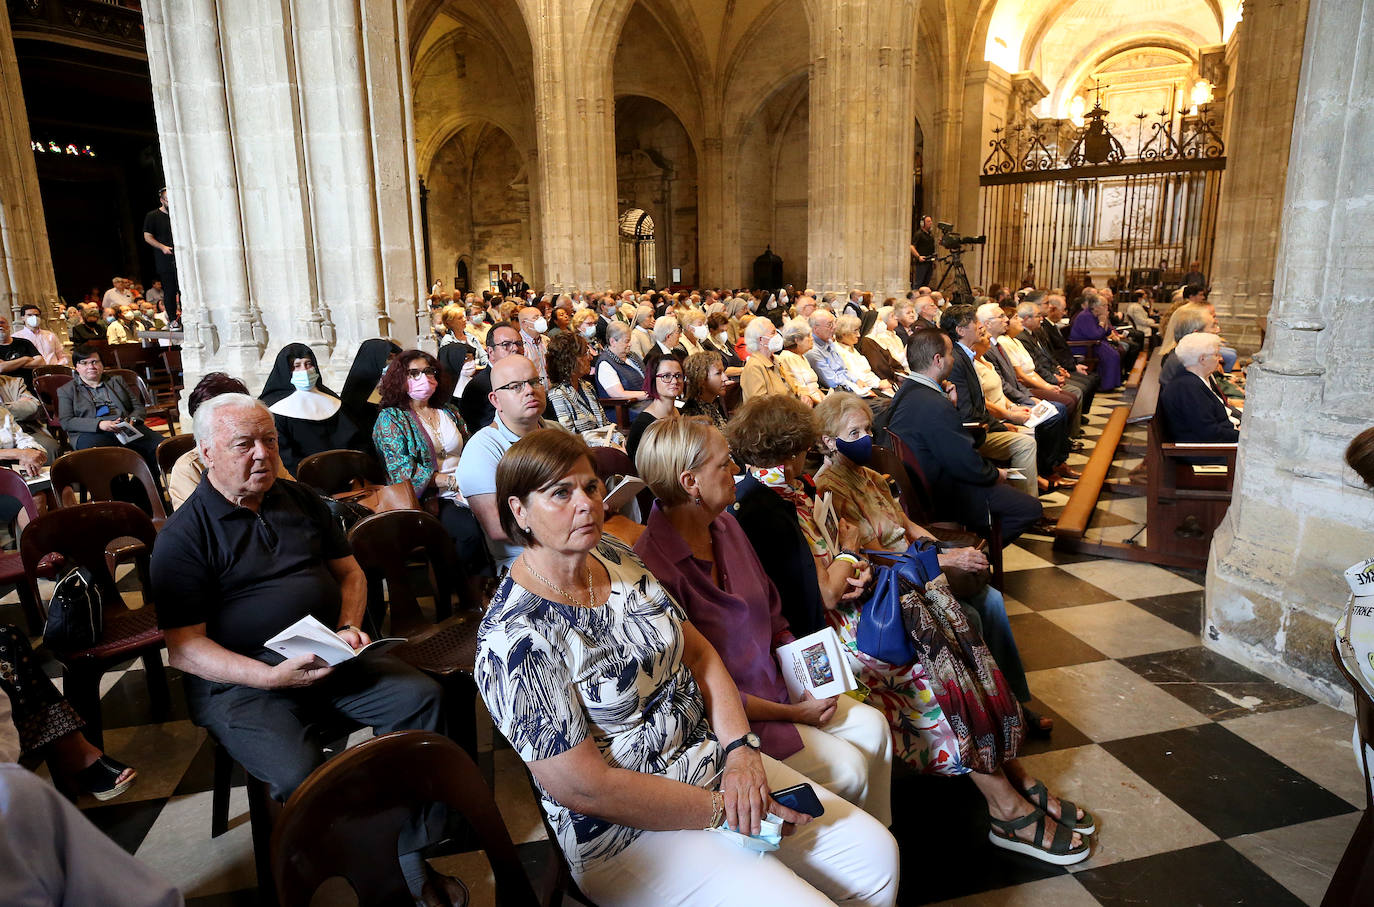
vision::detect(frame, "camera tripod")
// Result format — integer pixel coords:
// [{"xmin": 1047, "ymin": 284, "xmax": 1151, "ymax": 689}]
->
[{"xmin": 934, "ymin": 251, "xmax": 974, "ymax": 308}]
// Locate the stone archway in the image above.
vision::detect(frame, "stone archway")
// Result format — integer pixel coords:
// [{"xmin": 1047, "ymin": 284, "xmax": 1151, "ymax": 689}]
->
[{"xmin": 614, "ymin": 96, "xmax": 698, "ymax": 289}]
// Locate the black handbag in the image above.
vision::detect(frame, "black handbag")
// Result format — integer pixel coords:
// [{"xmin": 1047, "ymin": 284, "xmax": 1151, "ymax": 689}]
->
[{"xmin": 43, "ymin": 565, "xmax": 103, "ymax": 650}]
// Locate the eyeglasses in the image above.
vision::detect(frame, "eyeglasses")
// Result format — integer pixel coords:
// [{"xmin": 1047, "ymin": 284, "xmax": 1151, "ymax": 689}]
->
[
  {"xmin": 76, "ymin": 358, "xmax": 102, "ymax": 367},
  {"xmin": 656, "ymin": 373, "xmax": 684, "ymax": 384},
  {"xmin": 406, "ymin": 367, "xmax": 438, "ymax": 379},
  {"xmin": 494, "ymin": 378, "xmax": 541, "ymax": 393},
  {"xmin": 491, "ymin": 340, "xmax": 523, "ymax": 352}
]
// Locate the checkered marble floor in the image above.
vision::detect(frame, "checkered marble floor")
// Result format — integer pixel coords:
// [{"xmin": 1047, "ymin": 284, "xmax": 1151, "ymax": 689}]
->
[{"xmin": 1, "ymin": 389, "xmax": 1360, "ymax": 906}]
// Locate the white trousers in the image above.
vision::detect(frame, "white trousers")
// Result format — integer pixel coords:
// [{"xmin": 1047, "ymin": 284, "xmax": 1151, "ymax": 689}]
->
[
  {"xmin": 783, "ymin": 694, "xmax": 893, "ymax": 826},
  {"xmin": 577, "ymin": 754, "xmax": 900, "ymax": 907}
]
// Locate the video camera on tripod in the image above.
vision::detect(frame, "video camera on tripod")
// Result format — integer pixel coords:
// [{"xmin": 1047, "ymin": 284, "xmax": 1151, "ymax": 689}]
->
[{"xmin": 936, "ymin": 222, "xmax": 986, "ymax": 254}]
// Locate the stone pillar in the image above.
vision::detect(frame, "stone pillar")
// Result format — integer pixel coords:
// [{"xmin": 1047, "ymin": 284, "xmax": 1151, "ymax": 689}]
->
[
  {"xmin": 806, "ymin": 0, "xmax": 917, "ymax": 300},
  {"xmin": 1206, "ymin": 0, "xmax": 1374, "ymax": 708},
  {"xmin": 523, "ymin": 1, "xmax": 618, "ymax": 294},
  {"xmin": 957, "ymin": 61, "xmax": 1012, "ymax": 289},
  {"xmin": 142, "ymin": 0, "xmax": 425, "ymax": 393},
  {"xmin": 1208, "ymin": 0, "xmax": 1311, "ymax": 355},
  {"xmin": 0, "ymin": 6, "xmax": 60, "ymax": 324}
]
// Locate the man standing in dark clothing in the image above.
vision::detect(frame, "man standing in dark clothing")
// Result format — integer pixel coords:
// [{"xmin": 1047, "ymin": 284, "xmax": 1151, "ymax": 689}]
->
[
  {"xmin": 141, "ymin": 188, "xmax": 179, "ymax": 321},
  {"xmin": 910, "ymin": 215, "xmax": 937, "ymax": 290}
]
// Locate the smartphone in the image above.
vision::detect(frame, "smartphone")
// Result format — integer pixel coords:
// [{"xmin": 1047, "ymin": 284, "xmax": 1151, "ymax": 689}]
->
[{"xmin": 769, "ymin": 782, "xmax": 825, "ymax": 818}]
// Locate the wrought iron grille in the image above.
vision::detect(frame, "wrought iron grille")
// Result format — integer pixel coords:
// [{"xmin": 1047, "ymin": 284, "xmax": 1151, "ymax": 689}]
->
[{"xmin": 972, "ymin": 100, "xmax": 1226, "ymax": 293}]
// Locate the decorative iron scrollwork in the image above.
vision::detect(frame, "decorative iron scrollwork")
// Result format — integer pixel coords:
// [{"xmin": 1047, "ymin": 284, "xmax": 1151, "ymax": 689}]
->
[{"xmin": 981, "ymin": 99, "xmax": 1223, "ymax": 176}]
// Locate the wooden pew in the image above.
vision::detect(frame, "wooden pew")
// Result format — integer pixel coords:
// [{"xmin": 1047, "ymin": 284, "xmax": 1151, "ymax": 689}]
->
[{"xmin": 1053, "ymin": 348, "xmax": 1236, "ymax": 569}]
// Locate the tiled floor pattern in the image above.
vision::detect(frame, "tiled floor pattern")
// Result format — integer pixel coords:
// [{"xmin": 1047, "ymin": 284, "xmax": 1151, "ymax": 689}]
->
[{"xmin": 1, "ymin": 389, "xmax": 1361, "ymax": 906}]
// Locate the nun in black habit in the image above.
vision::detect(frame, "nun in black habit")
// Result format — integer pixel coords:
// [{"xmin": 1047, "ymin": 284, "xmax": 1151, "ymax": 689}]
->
[
  {"xmin": 339, "ymin": 338, "xmax": 402, "ymax": 440},
  {"xmin": 258, "ymin": 343, "xmax": 367, "ymax": 475}
]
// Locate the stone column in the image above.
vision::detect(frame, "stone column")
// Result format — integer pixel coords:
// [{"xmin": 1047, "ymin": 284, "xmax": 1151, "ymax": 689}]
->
[
  {"xmin": 806, "ymin": 0, "xmax": 917, "ymax": 300},
  {"xmin": 0, "ymin": 5, "xmax": 60, "ymax": 324},
  {"xmin": 523, "ymin": 0, "xmax": 619, "ymax": 294},
  {"xmin": 1207, "ymin": 0, "xmax": 1311, "ymax": 355},
  {"xmin": 956, "ymin": 62, "xmax": 1012, "ymax": 289},
  {"xmin": 141, "ymin": 0, "xmax": 425, "ymax": 393},
  {"xmin": 1206, "ymin": 0, "xmax": 1374, "ymax": 708}
]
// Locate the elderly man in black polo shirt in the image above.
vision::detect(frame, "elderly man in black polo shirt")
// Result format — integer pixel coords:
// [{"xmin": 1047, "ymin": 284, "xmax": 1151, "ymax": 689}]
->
[{"xmin": 149, "ymin": 392, "xmax": 447, "ymax": 897}]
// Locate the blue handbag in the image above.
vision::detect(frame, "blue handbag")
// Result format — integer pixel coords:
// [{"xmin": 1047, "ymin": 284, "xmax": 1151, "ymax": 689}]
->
[{"xmin": 854, "ymin": 541, "xmax": 941, "ymax": 665}]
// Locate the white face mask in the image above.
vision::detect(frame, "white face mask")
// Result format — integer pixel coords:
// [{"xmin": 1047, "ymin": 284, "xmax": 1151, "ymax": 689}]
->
[
  {"xmin": 767, "ymin": 332, "xmax": 784, "ymax": 354},
  {"xmin": 692, "ymin": 324, "xmax": 708, "ymax": 341},
  {"xmin": 23, "ymin": 315, "xmax": 38, "ymax": 328},
  {"xmin": 470, "ymin": 312, "xmax": 484, "ymax": 325},
  {"xmin": 716, "ymin": 330, "xmax": 730, "ymax": 345},
  {"xmin": 531, "ymin": 316, "xmax": 548, "ymax": 334},
  {"xmin": 580, "ymin": 324, "xmax": 597, "ymax": 339}
]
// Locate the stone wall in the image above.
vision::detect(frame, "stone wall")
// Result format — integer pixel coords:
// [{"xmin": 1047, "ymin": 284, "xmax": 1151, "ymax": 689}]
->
[{"xmin": 1206, "ymin": 0, "xmax": 1374, "ymax": 709}]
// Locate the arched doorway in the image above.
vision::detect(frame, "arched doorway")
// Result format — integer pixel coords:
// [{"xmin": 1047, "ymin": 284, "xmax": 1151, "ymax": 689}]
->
[
  {"xmin": 614, "ymin": 95, "xmax": 697, "ymax": 288},
  {"xmin": 619, "ymin": 208, "xmax": 656, "ymax": 290}
]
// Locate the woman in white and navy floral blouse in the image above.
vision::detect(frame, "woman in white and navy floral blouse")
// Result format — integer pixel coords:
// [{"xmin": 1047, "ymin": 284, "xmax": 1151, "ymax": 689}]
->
[{"xmin": 475, "ymin": 429, "xmax": 898, "ymax": 907}]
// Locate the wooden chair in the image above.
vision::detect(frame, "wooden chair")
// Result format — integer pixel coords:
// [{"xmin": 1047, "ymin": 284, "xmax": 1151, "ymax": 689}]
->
[
  {"xmin": 348, "ymin": 509, "xmax": 485, "ymax": 756},
  {"xmin": 33, "ymin": 372, "xmax": 72, "ymax": 447},
  {"xmin": 271, "ymin": 730, "xmax": 546, "ymax": 907},
  {"xmin": 1327, "ymin": 640, "xmax": 1374, "ymax": 905},
  {"xmin": 0, "ymin": 467, "xmax": 44, "ymax": 632},
  {"xmin": 590, "ymin": 444, "xmax": 653, "ymax": 520},
  {"xmin": 156, "ymin": 433, "xmax": 196, "ymax": 488},
  {"xmin": 598, "ymin": 396, "xmax": 633, "ymax": 431},
  {"xmin": 19, "ymin": 501, "xmax": 169, "ymax": 748},
  {"xmin": 296, "ymin": 448, "xmax": 388, "ymax": 495},
  {"xmin": 107, "ymin": 367, "xmax": 179, "ymax": 434},
  {"xmin": 886, "ymin": 429, "xmax": 1004, "ymax": 590},
  {"xmin": 50, "ymin": 447, "xmax": 168, "ymax": 528}
]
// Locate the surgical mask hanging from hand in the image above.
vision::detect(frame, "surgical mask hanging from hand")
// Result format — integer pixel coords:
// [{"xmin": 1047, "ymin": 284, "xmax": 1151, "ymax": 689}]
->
[{"xmin": 290, "ymin": 368, "xmax": 319, "ymax": 392}]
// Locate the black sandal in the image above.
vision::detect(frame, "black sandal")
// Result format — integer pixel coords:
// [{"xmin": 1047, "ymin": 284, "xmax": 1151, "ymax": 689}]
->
[
  {"xmin": 1022, "ymin": 779, "xmax": 1095, "ymax": 835},
  {"xmin": 988, "ymin": 807, "xmax": 1090, "ymax": 866},
  {"xmin": 72, "ymin": 755, "xmax": 136, "ymax": 801}
]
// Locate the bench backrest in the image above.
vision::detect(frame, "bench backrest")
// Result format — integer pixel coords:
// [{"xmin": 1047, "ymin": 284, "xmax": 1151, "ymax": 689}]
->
[{"xmin": 1128, "ymin": 351, "xmax": 1164, "ymax": 424}]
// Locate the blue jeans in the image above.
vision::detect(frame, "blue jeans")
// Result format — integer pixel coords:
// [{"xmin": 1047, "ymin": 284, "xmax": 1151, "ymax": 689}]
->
[
  {"xmin": 1220, "ymin": 346, "xmax": 1238, "ymax": 373},
  {"xmin": 959, "ymin": 585, "xmax": 1031, "ymax": 704}
]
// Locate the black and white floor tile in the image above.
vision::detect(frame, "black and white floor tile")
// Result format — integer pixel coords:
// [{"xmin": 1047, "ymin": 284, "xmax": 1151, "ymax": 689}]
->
[{"xmin": 0, "ymin": 390, "xmax": 1360, "ymax": 906}]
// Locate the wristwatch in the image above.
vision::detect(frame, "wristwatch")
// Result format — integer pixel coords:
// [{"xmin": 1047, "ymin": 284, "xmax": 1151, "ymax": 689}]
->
[
  {"xmin": 721, "ymin": 732, "xmax": 761, "ymax": 759},
  {"xmin": 336, "ymin": 624, "xmax": 360, "ymax": 634}
]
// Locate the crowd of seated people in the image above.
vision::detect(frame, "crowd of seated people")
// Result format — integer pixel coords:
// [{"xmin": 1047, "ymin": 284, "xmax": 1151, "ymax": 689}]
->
[{"xmin": 7, "ymin": 276, "xmax": 1256, "ymax": 904}]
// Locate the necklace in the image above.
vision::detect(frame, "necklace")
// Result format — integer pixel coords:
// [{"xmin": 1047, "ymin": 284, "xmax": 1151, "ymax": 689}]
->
[
  {"xmin": 416, "ymin": 406, "xmax": 447, "ymax": 458},
  {"xmin": 522, "ymin": 556, "xmax": 596, "ymax": 609}
]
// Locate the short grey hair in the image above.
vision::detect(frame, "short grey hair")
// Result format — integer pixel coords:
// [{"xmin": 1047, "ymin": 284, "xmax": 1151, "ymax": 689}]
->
[
  {"xmin": 606, "ymin": 320, "xmax": 632, "ymax": 343},
  {"xmin": 743, "ymin": 315, "xmax": 775, "ymax": 352},
  {"xmin": 634, "ymin": 305, "xmax": 654, "ymax": 327},
  {"xmin": 834, "ymin": 314, "xmax": 862, "ymax": 339},
  {"xmin": 1016, "ymin": 301, "xmax": 1039, "ymax": 320},
  {"xmin": 1175, "ymin": 331, "xmax": 1221, "ymax": 368},
  {"xmin": 193, "ymin": 393, "xmax": 271, "ymax": 454},
  {"xmin": 976, "ymin": 302, "xmax": 1003, "ymax": 322},
  {"xmin": 652, "ymin": 316, "xmax": 680, "ymax": 343},
  {"xmin": 780, "ymin": 318, "xmax": 810, "ymax": 345},
  {"xmin": 808, "ymin": 310, "xmax": 835, "ymax": 332}
]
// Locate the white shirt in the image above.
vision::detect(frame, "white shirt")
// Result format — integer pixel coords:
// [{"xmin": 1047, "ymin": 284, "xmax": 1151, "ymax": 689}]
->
[
  {"xmin": 101, "ymin": 287, "xmax": 133, "ymax": 310},
  {"xmin": 11, "ymin": 326, "xmax": 68, "ymax": 366}
]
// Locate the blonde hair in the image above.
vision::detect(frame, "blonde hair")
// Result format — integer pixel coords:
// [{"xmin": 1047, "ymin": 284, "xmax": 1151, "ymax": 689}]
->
[
  {"xmin": 635, "ymin": 417, "xmax": 717, "ymax": 506},
  {"xmin": 814, "ymin": 391, "xmax": 871, "ymax": 442},
  {"xmin": 438, "ymin": 304, "xmax": 466, "ymax": 332}
]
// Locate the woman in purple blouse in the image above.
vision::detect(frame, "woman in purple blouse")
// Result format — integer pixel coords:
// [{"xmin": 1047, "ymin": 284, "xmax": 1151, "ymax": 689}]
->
[
  {"xmin": 1067, "ymin": 291, "xmax": 1123, "ymax": 390},
  {"xmin": 633, "ymin": 416, "xmax": 893, "ymax": 826}
]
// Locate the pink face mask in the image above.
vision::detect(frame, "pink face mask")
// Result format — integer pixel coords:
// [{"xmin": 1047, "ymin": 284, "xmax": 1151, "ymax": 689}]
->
[{"xmin": 407, "ymin": 376, "xmax": 436, "ymax": 400}]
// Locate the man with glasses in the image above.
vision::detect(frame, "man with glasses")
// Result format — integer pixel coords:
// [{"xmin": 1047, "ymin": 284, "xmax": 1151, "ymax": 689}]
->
[
  {"xmin": 458, "ymin": 321, "xmax": 525, "ymax": 434},
  {"xmin": 57, "ymin": 344, "xmax": 163, "ymax": 469},
  {"xmin": 456, "ymin": 355, "xmax": 568, "ymax": 571}
]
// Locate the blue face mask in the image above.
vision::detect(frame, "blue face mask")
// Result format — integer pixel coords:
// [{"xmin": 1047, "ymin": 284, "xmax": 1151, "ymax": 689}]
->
[
  {"xmin": 835, "ymin": 433, "xmax": 873, "ymax": 465},
  {"xmin": 290, "ymin": 368, "xmax": 318, "ymax": 392}
]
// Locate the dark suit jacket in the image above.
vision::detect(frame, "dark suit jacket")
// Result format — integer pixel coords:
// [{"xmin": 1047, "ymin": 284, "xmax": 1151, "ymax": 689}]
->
[
  {"xmin": 1018, "ymin": 329, "xmax": 1061, "ymax": 384},
  {"xmin": 458, "ymin": 367, "xmax": 495, "ymax": 434},
  {"xmin": 57, "ymin": 374, "xmax": 143, "ymax": 435},
  {"xmin": 1037, "ymin": 323, "xmax": 1075, "ymax": 372},
  {"xmin": 731, "ymin": 475, "xmax": 828, "ymax": 637},
  {"xmin": 946, "ymin": 341, "xmax": 1003, "ymax": 437},
  {"xmin": 886, "ymin": 378, "xmax": 1000, "ymax": 532},
  {"xmin": 595, "ymin": 314, "xmax": 612, "ymax": 346},
  {"xmin": 1158, "ymin": 371, "xmax": 1239, "ymax": 445},
  {"xmin": 1159, "ymin": 351, "xmax": 1184, "ymax": 388}
]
